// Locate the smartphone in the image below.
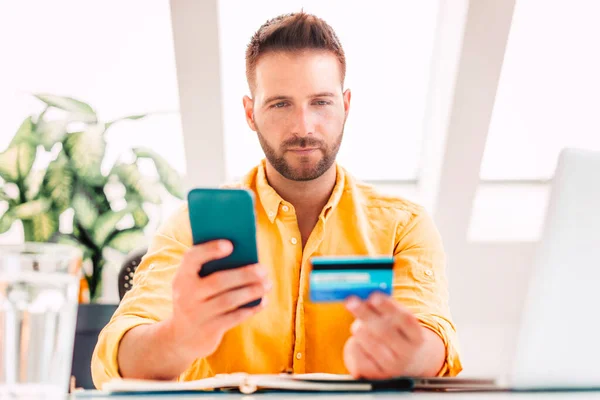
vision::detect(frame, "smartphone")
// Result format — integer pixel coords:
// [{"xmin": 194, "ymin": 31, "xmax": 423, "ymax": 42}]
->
[{"xmin": 187, "ymin": 188, "xmax": 261, "ymax": 307}]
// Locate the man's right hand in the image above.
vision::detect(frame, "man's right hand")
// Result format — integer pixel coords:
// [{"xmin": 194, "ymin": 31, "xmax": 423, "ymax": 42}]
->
[
  {"xmin": 116, "ymin": 239, "xmax": 270, "ymax": 381},
  {"xmin": 165, "ymin": 240, "xmax": 271, "ymax": 362}
]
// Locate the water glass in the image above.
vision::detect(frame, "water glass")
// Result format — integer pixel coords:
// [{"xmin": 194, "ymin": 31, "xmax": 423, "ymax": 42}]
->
[{"xmin": 0, "ymin": 243, "xmax": 82, "ymax": 399}]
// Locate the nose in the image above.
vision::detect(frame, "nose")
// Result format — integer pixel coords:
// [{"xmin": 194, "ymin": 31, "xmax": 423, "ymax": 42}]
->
[{"xmin": 292, "ymin": 106, "xmax": 315, "ymax": 137}]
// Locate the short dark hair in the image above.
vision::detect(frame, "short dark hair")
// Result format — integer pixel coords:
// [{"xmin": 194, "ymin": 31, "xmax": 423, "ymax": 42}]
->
[{"xmin": 245, "ymin": 12, "xmax": 346, "ymax": 94}]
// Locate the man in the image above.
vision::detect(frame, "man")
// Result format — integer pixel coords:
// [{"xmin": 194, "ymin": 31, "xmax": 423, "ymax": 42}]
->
[{"xmin": 92, "ymin": 12, "xmax": 462, "ymax": 388}]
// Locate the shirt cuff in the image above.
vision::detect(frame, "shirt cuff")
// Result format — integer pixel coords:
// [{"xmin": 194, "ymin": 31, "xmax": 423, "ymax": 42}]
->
[
  {"xmin": 91, "ymin": 315, "xmax": 156, "ymax": 389},
  {"xmin": 416, "ymin": 314, "xmax": 463, "ymax": 377}
]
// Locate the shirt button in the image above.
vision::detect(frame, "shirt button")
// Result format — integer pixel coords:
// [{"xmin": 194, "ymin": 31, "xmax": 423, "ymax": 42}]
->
[
  {"xmin": 148, "ymin": 264, "xmax": 155, "ymax": 271},
  {"xmin": 296, "ymin": 352, "xmax": 302, "ymax": 360},
  {"xmin": 282, "ymin": 205, "xmax": 290, "ymax": 212},
  {"xmin": 290, "ymin": 237, "xmax": 298, "ymax": 245},
  {"xmin": 267, "ymin": 211, "xmax": 275, "ymax": 218},
  {"xmin": 425, "ymin": 269, "xmax": 433, "ymax": 277}
]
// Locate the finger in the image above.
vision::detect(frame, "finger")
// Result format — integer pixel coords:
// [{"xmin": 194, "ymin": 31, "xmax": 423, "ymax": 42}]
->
[
  {"xmin": 350, "ymin": 310, "xmax": 406, "ymax": 355},
  {"xmin": 343, "ymin": 338, "xmax": 362, "ymax": 378},
  {"xmin": 345, "ymin": 296, "xmax": 380, "ymax": 323},
  {"xmin": 352, "ymin": 336, "xmax": 387, "ymax": 379},
  {"xmin": 368, "ymin": 293, "xmax": 423, "ymax": 344},
  {"xmin": 344, "ymin": 337, "xmax": 383, "ymax": 379},
  {"xmin": 198, "ymin": 264, "xmax": 269, "ymax": 300},
  {"xmin": 212, "ymin": 297, "xmax": 268, "ymax": 332},
  {"xmin": 181, "ymin": 240, "xmax": 233, "ymax": 276},
  {"xmin": 203, "ymin": 282, "xmax": 270, "ymax": 317},
  {"xmin": 353, "ymin": 319, "xmax": 421, "ymax": 377},
  {"xmin": 360, "ymin": 293, "xmax": 412, "ymax": 343},
  {"xmin": 351, "ymin": 320, "xmax": 397, "ymax": 372}
]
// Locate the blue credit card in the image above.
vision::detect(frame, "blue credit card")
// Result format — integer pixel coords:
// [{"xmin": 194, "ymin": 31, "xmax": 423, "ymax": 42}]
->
[{"xmin": 309, "ymin": 256, "xmax": 394, "ymax": 303}]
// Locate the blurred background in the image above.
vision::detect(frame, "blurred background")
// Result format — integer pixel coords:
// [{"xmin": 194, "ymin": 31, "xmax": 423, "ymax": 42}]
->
[{"xmin": 1, "ymin": 0, "xmax": 599, "ymax": 378}]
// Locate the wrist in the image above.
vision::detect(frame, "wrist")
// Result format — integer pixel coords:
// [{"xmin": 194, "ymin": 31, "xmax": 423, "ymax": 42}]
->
[
  {"xmin": 413, "ymin": 326, "xmax": 446, "ymax": 377},
  {"xmin": 157, "ymin": 317, "xmax": 195, "ymax": 366}
]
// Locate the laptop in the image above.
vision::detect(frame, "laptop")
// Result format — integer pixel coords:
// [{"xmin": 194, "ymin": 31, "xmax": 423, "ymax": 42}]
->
[{"xmin": 416, "ymin": 148, "xmax": 600, "ymax": 392}]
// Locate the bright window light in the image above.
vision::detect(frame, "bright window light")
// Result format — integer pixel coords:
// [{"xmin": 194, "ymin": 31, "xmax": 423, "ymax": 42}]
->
[
  {"xmin": 480, "ymin": 0, "xmax": 600, "ymax": 181},
  {"xmin": 0, "ymin": 0, "xmax": 184, "ymax": 243}
]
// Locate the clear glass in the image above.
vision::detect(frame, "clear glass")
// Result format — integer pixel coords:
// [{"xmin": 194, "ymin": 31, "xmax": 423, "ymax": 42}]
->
[{"xmin": 0, "ymin": 243, "xmax": 81, "ymax": 399}]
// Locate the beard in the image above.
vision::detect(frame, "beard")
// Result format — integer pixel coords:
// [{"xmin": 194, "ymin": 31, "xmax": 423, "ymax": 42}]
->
[{"xmin": 256, "ymin": 128, "xmax": 343, "ymax": 181}]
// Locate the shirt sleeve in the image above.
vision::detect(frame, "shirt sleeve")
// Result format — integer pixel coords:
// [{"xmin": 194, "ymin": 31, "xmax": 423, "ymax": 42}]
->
[
  {"xmin": 392, "ymin": 208, "xmax": 463, "ymax": 377},
  {"xmin": 91, "ymin": 204, "xmax": 192, "ymax": 389}
]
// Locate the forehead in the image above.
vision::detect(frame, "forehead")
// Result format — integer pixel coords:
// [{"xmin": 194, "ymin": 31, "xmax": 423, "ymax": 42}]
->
[{"xmin": 254, "ymin": 50, "xmax": 342, "ymax": 99}]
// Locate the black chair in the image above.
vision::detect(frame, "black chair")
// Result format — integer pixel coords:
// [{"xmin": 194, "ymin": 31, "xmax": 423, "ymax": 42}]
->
[
  {"xmin": 118, "ymin": 248, "xmax": 147, "ymax": 301},
  {"xmin": 70, "ymin": 248, "xmax": 148, "ymax": 391}
]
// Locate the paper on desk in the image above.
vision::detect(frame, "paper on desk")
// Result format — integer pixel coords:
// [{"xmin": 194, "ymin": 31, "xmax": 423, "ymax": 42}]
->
[{"xmin": 102, "ymin": 373, "xmax": 374, "ymax": 395}]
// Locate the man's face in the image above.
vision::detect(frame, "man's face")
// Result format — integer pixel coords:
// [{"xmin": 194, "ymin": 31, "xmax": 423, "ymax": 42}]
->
[{"xmin": 244, "ymin": 50, "xmax": 351, "ymax": 181}]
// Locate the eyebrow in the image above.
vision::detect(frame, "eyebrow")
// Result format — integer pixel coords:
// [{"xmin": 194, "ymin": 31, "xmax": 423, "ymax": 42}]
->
[{"xmin": 263, "ymin": 92, "xmax": 336, "ymax": 105}]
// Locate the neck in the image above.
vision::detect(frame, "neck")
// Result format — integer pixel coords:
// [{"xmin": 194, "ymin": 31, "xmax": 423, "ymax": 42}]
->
[{"xmin": 264, "ymin": 162, "xmax": 337, "ymax": 214}]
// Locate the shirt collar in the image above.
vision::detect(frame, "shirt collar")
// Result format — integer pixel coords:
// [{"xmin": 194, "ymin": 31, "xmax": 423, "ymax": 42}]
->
[
  {"xmin": 320, "ymin": 163, "xmax": 345, "ymax": 221},
  {"xmin": 255, "ymin": 159, "xmax": 346, "ymax": 223},
  {"xmin": 255, "ymin": 160, "xmax": 284, "ymax": 223}
]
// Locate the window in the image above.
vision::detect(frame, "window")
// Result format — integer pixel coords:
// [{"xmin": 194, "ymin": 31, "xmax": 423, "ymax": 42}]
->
[
  {"xmin": 471, "ymin": 0, "xmax": 600, "ymax": 241},
  {"xmin": 0, "ymin": 0, "xmax": 184, "ymax": 244},
  {"xmin": 480, "ymin": 0, "xmax": 600, "ymax": 181},
  {"xmin": 218, "ymin": 0, "xmax": 440, "ymax": 181}
]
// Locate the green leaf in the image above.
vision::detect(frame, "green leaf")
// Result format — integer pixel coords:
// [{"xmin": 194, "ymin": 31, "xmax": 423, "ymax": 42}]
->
[
  {"xmin": 124, "ymin": 188, "xmax": 141, "ymax": 203},
  {"xmin": 72, "ymin": 188, "xmax": 99, "ymax": 230},
  {"xmin": 90, "ymin": 185, "xmax": 112, "ymax": 214},
  {"xmin": 34, "ymin": 94, "xmax": 97, "ymax": 123},
  {"xmin": 112, "ymin": 162, "xmax": 161, "ymax": 204},
  {"xmin": 132, "ymin": 205, "xmax": 149, "ymax": 229},
  {"xmin": 9, "ymin": 117, "xmax": 36, "ymax": 147},
  {"xmin": 42, "ymin": 152, "xmax": 74, "ymax": 212},
  {"xmin": 0, "ymin": 212, "xmax": 15, "ymax": 234},
  {"xmin": 0, "ymin": 141, "xmax": 36, "ymax": 182},
  {"xmin": 52, "ymin": 233, "xmax": 93, "ymax": 261},
  {"xmin": 133, "ymin": 147, "xmax": 184, "ymax": 199},
  {"xmin": 73, "ymin": 222, "xmax": 82, "ymax": 238},
  {"xmin": 63, "ymin": 125, "xmax": 106, "ymax": 185},
  {"xmin": 31, "ymin": 211, "xmax": 59, "ymax": 242},
  {"xmin": 12, "ymin": 199, "xmax": 51, "ymax": 219},
  {"xmin": 92, "ymin": 205, "xmax": 135, "ymax": 247},
  {"xmin": 124, "ymin": 190, "xmax": 148, "ymax": 228},
  {"xmin": 0, "ymin": 146, "xmax": 19, "ymax": 181},
  {"xmin": 24, "ymin": 169, "xmax": 45, "ymax": 200},
  {"xmin": 35, "ymin": 118, "xmax": 68, "ymax": 151},
  {"xmin": 105, "ymin": 114, "xmax": 149, "ymax": 130},
  {"xmin": 0, "ymin": 183, "xmax": 19, "ymax": 207},
  {"xmin": 0, "ymin": 187, "xmax": 12, "ymax": 203},
  {"xmin": 125, "ymin": 190, "xmax": 150, "ymax": 229},
  {"xmin": 106, "ymin": 228, "xmax": 146, "ymax": 253}
]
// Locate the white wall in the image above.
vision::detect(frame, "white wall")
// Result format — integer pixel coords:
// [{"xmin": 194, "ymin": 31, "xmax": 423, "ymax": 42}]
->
[
  {"xmin": 428, "ymin": 0, "xmax": 530, "ymax": 377},
  {"xmin": 449, "ymin": 243, "xmax": 536, "ymax": 376}
]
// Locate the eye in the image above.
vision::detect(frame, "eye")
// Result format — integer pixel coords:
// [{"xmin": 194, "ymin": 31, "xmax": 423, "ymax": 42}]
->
[
  {"xmin": 271, "ymin": 102, "xmax": 288, "ymax": 109},
  {"xmin": 314, "ymin": 100, "xmax": 331, "ymax": 106}
]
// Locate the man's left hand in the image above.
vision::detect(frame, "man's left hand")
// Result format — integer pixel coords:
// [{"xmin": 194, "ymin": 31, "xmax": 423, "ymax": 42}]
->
[{"xmin": 343, "ymin": 292, "xmax": 442, "ymax": 379}]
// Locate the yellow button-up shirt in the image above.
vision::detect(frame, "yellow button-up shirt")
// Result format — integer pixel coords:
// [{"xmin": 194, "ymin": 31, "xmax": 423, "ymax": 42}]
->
[{"xmin": 92, "ymin": 161, "xmax": 462, "ymax": 388}]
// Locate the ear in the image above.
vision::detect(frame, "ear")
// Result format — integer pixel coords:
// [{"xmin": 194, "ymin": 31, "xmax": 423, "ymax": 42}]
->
[
  {"xmin": 243, "ymin": 95, "xmax": 257, "ymax": 132},
  {"xmin": 343, "ymin": 89, "xmax": 351, "ymax": 120}
]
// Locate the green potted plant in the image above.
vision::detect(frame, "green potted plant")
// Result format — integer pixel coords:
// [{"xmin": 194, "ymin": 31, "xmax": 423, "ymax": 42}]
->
[{"xmin": 0, "ymin": 94, "xmax": 184, "ymax": 388}]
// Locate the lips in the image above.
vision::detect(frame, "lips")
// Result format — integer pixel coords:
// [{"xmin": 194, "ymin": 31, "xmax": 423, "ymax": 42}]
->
[{"xmin": 287, "ymin": 147, "xmax": 319, "ymax": 152}]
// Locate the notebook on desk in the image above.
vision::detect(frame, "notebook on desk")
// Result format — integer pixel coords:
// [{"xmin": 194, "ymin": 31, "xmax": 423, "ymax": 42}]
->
[
  {"xmin": 101, "ymin": 373, "xmax": 415, "ymax": 394},
  {"xmin": 100, "ymin": 373, "xmax": 504, "ymax": 395}
]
